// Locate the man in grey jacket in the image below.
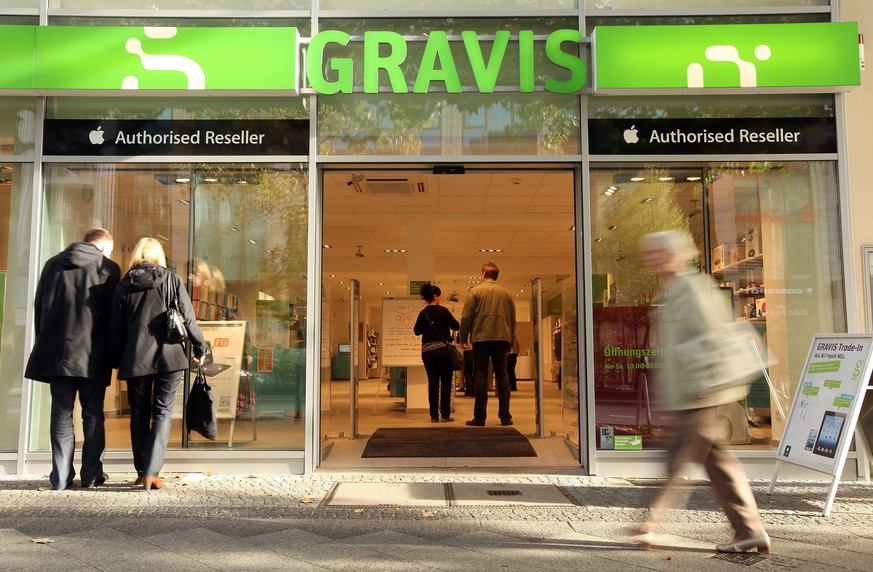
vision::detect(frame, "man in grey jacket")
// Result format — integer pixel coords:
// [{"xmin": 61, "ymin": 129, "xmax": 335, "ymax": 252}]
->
[
  {"xmin": 459, "ymin": 262, "xmax": 517, "ymax": 426},
  {"xmin": 25, "ymin": 228, "xmax": 120, "ymax": 490}
]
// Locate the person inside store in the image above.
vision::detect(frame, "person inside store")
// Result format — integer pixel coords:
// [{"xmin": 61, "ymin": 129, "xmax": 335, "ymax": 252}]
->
[
  {"xmin": 507, "ymin": 337, "xmax": 521, "ymax": 391},
  {"xmin": 110, "ymin": 237, "xmax": 208, "ymax": 491},
  {"xmin": 25, "ymin": 228, "xmax": 120, "ymax": 490},
  {"xmin": 413, "ymin": 283, "xmax": 460, "ymax": 423},
  {"xmin": 630, "ymin": 229, "xmax": 770, "ymax": 555},
  {"xmin": 459, "ymin": 262, "xmax": 517, "ymax": 427}
]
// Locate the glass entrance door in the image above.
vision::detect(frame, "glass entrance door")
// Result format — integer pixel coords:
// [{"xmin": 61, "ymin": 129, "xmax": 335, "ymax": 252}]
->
[{"xmin": 319, "ymin": 165, "xmax": 581, "ymax": 467}]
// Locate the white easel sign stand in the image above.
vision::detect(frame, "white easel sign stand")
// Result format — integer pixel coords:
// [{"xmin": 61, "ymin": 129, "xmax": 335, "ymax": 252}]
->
[{"xmin": 768, "ymin": 333, "xmax": 873, "ymax": 516}]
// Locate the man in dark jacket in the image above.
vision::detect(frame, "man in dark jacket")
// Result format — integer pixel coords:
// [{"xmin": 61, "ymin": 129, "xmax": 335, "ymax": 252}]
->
[{"xmin": 25, "ymin": 228, "xmax": 121, "ymax": 490}]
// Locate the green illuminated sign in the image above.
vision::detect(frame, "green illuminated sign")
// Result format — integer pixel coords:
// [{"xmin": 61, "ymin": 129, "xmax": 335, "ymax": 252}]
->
[
  {"xmin": 594, "ymin": 22, "xmax": 860, "ymax": 90},
  {"xmin": 27, "ymin": 26, "xmax": 298, "ymax": 92},
  {"xmin": 0, "ymin": 21, "xmax": 861, "ymax": 95}
]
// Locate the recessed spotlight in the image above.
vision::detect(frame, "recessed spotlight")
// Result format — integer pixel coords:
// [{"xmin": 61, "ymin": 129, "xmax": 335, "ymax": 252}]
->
[
  {"xmin": 203, "ymin": 177, "xmax": 219, "ymax": 183},
  {"xmin": 658, "ymin": 177, "xmax": 674, "ymax": 181},
  {"xmin": 568, "ymin": 225, "xmax": 576, "ymax": 231},
  {"xmin": 228, "ymin": 226, "xmax": 240, "ymax": 232},
  {"xmin": 178, "ymin": 199, "xmax": 190, "ymax": 205},
  {"xmin": 248, "ymin": 239, "xmax": 257, "ymax": 244},
  {"xmin": 378, "ymin": 282, "xmax": 384, "ymax": 286},
  {"xmin": 686, "ymin": 176, "xmax": 701, "ymax": 181},
  {"xmin": 479, "ymin": 248, "xmax": 503, "ymax": 253},
  {"xmin": 175, "ymin": 177, "xmax": 190, "ymax": 183},
  {"xmin": 594, "ymin": 237, "xmax": 604, "ymax": 243},
  {"xmin": 640, "ymin": 198, "xmax": 654, "ymax": 204},
  {"xmin": 330, "ymin": 274, "xmax": 336, "ymax": 278},
  {"xmin": 608, "ymin": 225, "xmax": 619, "ymax": 231},
  {"xmin": 630, "ymin": 177, "xmax": 644, "ymax": 182},
  {"xmin": 383, "ymin": 249, "xmax": 407, "ymax": 253},
  {"xmin": 323, "ymin": 244, "xmax": 332, "ymax": 249}
]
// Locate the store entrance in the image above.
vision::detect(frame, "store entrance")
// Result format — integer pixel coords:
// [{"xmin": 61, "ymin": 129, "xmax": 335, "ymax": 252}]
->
[{"xmin": 318, "ymin": 165, "xmax": 582, "ymax": 469}]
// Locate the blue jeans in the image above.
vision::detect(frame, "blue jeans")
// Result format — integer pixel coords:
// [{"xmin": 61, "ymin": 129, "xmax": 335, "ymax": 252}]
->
[
  {"xmin": 49, "ymin": 378, "xmax": 106, "ymax": 490},
  {"xmin": 126, "ymin": 370, "xmax": 183, "ymax": 478},
  {"xmin": 421, "ymin": 349, "xmax": 453, "ymax": 420},
  {"xmin": 471, "ymin": 341, "xmax": 512, "ymax": 423}
]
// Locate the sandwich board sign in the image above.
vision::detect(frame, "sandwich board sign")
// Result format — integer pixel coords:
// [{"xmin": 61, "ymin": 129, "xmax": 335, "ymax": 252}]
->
[{"xmin": 768, "ymin": 333, "xmax": 873, "ymax": 516}]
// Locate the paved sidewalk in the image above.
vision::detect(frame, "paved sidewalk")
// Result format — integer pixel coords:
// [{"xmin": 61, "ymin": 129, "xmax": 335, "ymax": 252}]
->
[{"xmin": 1, "ymin": 472, "xmax": 872, "ymax": 571}]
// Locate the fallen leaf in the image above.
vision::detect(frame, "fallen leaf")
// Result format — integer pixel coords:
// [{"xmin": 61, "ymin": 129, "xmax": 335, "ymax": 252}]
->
[
  {"xmin": 422, "ymin": 511, "xmax": 434, "ymax": 517},
  {"xmin": 394, "ymin": 507, "xmax": 401, "ymax": 511},
  {"xmin": 205, "ymin": 472, "xmax": 213, "ymax": 476},
  {"xmin": 31, "ymin": 538, "xmax": 54, "ymax": 544},
  {"xmin": 300, "ymin": 497, "xmax": 314, "ymax": 504},
  {"xmin": 36, "ymin": 487, "xmax": 48, "ymax": 492},
  {"xmin": 354, "ymin": 508, "xmax": 364, "ymax": 513}
]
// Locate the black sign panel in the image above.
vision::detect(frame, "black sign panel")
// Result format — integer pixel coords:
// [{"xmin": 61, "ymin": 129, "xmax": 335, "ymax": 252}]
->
[
  {"xmin": 43, "ymin": 119, "xmax": 309, "ymax": 156},
  {"xmin": 588, "ymin": 117, "xmax": 837, "ymax": 155}
]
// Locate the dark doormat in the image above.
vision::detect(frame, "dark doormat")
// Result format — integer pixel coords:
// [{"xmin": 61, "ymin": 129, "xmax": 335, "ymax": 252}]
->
[{"xmin": 361, "ymin": 427, "xmax": 537, "ymax": 458}]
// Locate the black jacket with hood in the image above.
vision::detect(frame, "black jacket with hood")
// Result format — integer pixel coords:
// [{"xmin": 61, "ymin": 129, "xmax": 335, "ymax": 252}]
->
[
  {"xmin": 110, "ymin": 262, "xmax": 207, "ymax": 379},
  {"xmin": 25, "ymin": 242, "xmax": 121, "ymax": 384}
]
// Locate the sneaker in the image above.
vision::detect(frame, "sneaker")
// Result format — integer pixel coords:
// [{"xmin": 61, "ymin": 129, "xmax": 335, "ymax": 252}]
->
[
  {"xmin": 81, "ymin": 472, "xmax": 109, "ymax": 488},
  {"xmin": 465, "ymin": 419, "xmax": 485, "ymax": 426}
]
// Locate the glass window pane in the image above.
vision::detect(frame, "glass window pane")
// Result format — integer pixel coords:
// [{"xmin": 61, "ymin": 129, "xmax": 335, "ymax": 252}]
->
[
  {"xmin": 319, "ymin": 94, "xmax": 581, "ymax": 156},
  {"xmin": 0, "ymin": 98, "xmax": 38, "ymax": 156},
  {"xmin": 0, "ymin": 163, "xmax": 33, "ymax": 452},
  {"xmin": 31, "ymin": 162, "xmax": 309, "ymax": 454},
  {"xmin": 321, "ymin": 0, "xmax": 576, "ymax": 9},
  {"xmin": 190, "ymin": 163, "xmax": 309, "ymax": 451},
  {"xmin": 49, "ymin": 0, "xmax": 309, "ymax": 9},
  {"xmin": 590, "ymin": 161, "xmax": 844, "ymax": 452},
  {"xmin": 49, "ymin": 17, "xmax": 311, "ymax": 33},
  {"xmin": 586, "ymin": 12, "xmax": 828, "ymax": 32},
  {"xmin": 586, "ymin": 0, "xmax": 828, "ymax": 9},
  {"xmin": 589, "ymin": 94, "xmax": 835, "ymax": 120}
]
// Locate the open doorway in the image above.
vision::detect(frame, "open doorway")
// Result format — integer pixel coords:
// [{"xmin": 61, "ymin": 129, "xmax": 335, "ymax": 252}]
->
[{"xmin": 318, "ymin": 165, "xmax": 582, "ymax": 469}]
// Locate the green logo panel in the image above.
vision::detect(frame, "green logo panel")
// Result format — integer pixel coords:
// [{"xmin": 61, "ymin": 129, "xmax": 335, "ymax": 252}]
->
[
  {"xmin": 33, "ymin": 26, "xmax": 298, "ymax": 92},
  {"xmin": 0, "ymin": 26, "xmax": 37, "ymax": 89},
  {"xmin": 594, "ymin": 22, "xmax": 860, "ymax": 90}
]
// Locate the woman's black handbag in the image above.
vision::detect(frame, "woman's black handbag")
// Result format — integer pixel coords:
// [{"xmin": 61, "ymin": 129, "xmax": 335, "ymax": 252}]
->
[
  {"xmin": 187, "ymin": 366, "xmax": 217, "ymax": 440},
  {"xmin": 443, "ymin": 343, "xmax": 464, "ymax": 371},
  {"xmin": 424, "ymin": 306, "xmax": 463, "ymax": 371},
  {"xmin": 165, "ymin": 272, "xmax": 189, "ymax": 344}
]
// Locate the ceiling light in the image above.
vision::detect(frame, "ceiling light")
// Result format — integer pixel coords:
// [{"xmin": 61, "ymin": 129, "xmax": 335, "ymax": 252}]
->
[
  {"xmin": 175, "ymin": 177, "xmax": 190, "ymax": 183},
  {"xmin": 330, "ymin": 274, "xmax": 336, "ymax": 278},
  {"xmin": 378, "ymin": 282, "xmax": 384, "ymax": 286},
  {"xmin": 608, "ymin": 225, "xmax": 619, "ymax": 231},
  {"xmin": 658, "ymin": 177, "xmax": 674, "ymax": 181},
  {"xmin": 383, "ymin": 249, "xmax": 407, "ymax": 253},
  {"xmin": 178, "ymin": 199, "xmax": 190, "ymax": 205},
  {"xmin": 203, "ymin": 177, "xmax": 219, "ymax": 183},
  {"xmin": 248, "ymin": 239, "xmax": 257, "ymax": 244},
  {"xmin": 640, "ymin": 198, "xmax": 654, "ymax": 204},
  {"xmin": 228, "ymin": 226, "xmax": 240, "ymax": 232},
  {"xmin": 568, "ymin": 225, "xmax": 576, "ymax": 231},
  {"xmin": 323, "ymin": 244, "xmax": 332, "ymax": 249},
  {"xmin": 594, "ymin": 237, "xmax": 603, "ymax": 243},
  {"xmin": 686, "ymin": 176, "xmax": 701, "ymax": 181},
  {"xmin": 479, "ymin": 248, "xmax": 503, "ymax": 253},
  {"xmin": 630, "ymin": 177, "xmax": 644, "ymax": 182}
]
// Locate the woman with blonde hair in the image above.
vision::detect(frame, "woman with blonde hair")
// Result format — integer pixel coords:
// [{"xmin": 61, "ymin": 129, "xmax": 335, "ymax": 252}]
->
[{"xmin": 110, "ymin": 237, "xmax": 207, "ymax": 491}]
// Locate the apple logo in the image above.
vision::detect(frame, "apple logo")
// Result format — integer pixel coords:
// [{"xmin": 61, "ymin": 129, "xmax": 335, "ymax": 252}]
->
[
  {"xmin": 623, "ymin": 125, "xmax": 639, "ymax": 144},
  {"xmin": 89, "ymin": 126, "xmax": 105, "ymax": 145}
]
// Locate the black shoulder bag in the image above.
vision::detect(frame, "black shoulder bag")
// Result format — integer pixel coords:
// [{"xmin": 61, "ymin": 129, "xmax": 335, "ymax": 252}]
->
[
  {"xmin": 425, "ymin": 306, "xmax": 463, "ymax": 371},
  {"xmin": 165, "ymin": 272, "xmax": 189, "ymax": 344},
  {"xmin": 187, "ymin": 365, "xmax": 217, "ymax": 440}
]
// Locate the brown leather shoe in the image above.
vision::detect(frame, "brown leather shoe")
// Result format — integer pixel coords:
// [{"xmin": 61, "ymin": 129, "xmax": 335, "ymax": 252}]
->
[
  {"xmin": 133, "ymin": 476, "xmax": 144, "ymax": 486},
  {"xmin": 143, "ymin": 477, "xmax": 165, "ymax": 491}
]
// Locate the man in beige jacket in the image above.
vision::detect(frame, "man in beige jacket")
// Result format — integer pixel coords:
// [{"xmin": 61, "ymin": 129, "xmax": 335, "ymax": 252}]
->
[{"xmin": 459, "ymin": 262, "xmax": 517, "ymax": 426}]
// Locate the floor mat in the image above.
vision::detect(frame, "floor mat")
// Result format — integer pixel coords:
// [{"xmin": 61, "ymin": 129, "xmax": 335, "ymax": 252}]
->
[{"xmin": 360, "ymin": 426, "xmax": 537, "ymax": 458}]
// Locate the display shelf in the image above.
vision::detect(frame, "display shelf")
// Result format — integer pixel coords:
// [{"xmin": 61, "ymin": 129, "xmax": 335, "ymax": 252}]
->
[{"xmin": 713, "ymin": 253, "xmax": 763, "ymax": 276}]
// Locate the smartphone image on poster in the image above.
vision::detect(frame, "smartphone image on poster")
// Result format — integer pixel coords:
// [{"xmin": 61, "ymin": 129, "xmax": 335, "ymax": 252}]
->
[
  {"xmin": 804, "ymin": 429, "xmax": 817, "ymax": 451},
  {"xmin": 813, "ymin": 411, "xmax": 847, "ymax": 459}
]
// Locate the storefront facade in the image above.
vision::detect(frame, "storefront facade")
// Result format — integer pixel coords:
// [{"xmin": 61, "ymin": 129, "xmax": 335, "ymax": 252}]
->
[{"xmin": 0, "ymin": 1, "xmax": 868, "ymax": 479}]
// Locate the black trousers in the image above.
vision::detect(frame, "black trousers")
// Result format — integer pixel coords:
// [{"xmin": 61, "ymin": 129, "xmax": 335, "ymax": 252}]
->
[
  {"xmin": 421, "ymin": 350, "xmax": 453, "ymax": 420},
  {"xmin": 471, "ymin": 341, "xmax": 511, "ymax": 423}
]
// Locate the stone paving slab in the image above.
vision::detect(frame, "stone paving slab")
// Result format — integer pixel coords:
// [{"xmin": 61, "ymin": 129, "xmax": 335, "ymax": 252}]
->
[{"xmin": 1, "ymin": 473, "xmax": 873, "ymax": 570}]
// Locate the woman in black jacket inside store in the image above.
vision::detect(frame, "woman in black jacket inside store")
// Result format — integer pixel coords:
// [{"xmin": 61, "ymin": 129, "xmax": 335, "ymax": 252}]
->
[
  {"xmin": 110, "ymin": 237, "xmax": 208, "ymax": 491},
  {"xmin": 413, "ymin": 284, "xmax": 460, "ymax": 423}
]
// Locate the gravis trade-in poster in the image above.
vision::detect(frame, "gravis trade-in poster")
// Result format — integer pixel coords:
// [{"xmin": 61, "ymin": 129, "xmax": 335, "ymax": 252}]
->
[{"xmin": 777, "ymin": 334, "xmax": 873, "ymax": 476}]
